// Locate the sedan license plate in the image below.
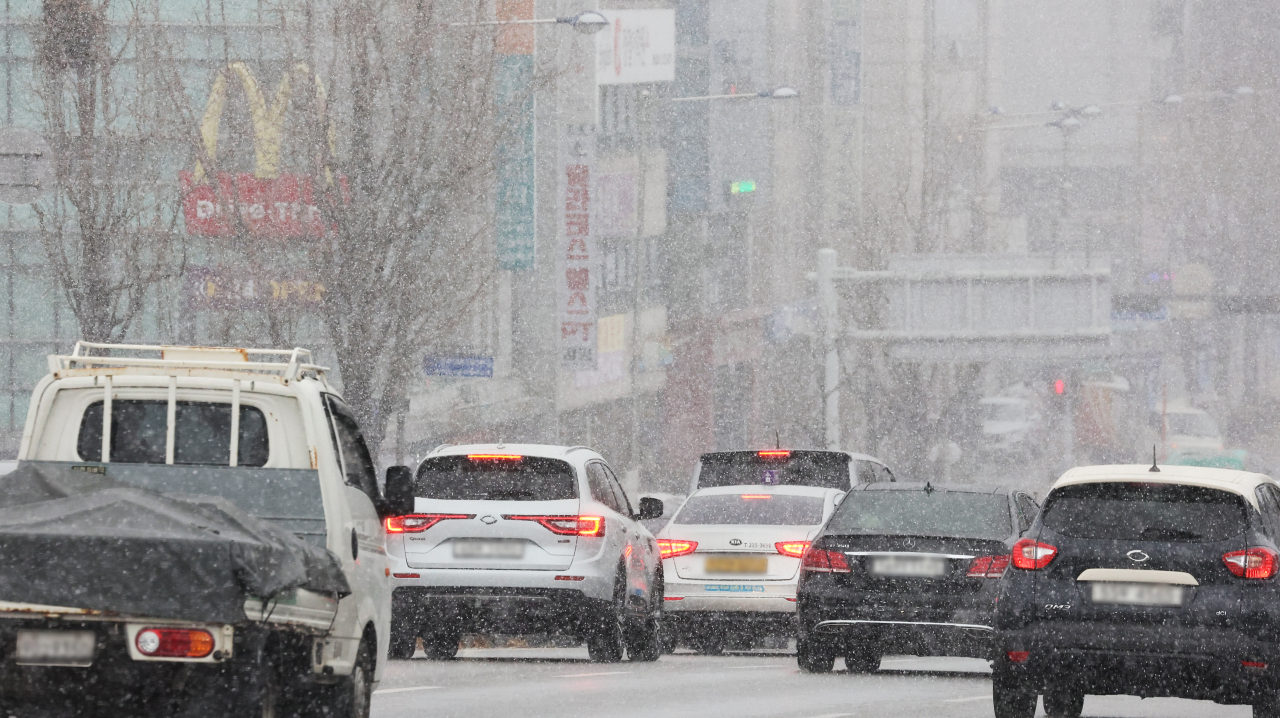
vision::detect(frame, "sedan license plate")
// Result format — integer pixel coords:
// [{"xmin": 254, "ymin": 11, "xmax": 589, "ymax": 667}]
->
[
  {"xmin": 453, "ymin": 540, "xmax": 524, "ymax": 559},
  {"xmin": 705, "ymin": 556, "xmax": 768, "ymax": 574},
  {"xmin": 15, "ymin": 630, "xmax": 96, "ymax": 666},
  {"xmin": 1091, "ymin": 582, "xmax": 1183, "ymax": 606},
  {"xmin": 870, "ymin": 555, "xmax": 947, "ymax": 577}
]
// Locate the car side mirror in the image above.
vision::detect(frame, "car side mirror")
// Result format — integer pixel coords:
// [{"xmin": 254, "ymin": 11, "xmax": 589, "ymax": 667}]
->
[
  {"xmin": 382, "ymin": 465, "xmax": 414, "ymax": 517},
  {"xmin": 638, "ymin": 497, "xmax": 664, "ymax": 521}
]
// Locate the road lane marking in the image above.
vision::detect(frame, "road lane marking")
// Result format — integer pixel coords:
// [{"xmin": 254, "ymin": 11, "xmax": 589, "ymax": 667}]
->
[
  {"xmin": 374, "ymin": 686, "xmax": 440, "ymax": 695},
  {"xmin": 798, "ymin": 713, "xmax": 854, "ymax": 718},
  {"xmin": 557, "ymin": 670, "xmax": 632, "ymax": 678},
  {"xmin": 723, "ymin": 664, "xmax": 791, "ymax": 669},
  {"xmin": 942, "ymin": 696, "xmax": 991, "ymax": 703}
]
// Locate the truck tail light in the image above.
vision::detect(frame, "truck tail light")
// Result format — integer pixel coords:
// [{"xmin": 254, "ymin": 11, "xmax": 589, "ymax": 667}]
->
[
  {"xmin": 775, "ymin": 541, "xmax": 811, "ymax": 558},
  {"xmin": 967, "ymin": 554, "xmax": 1010, "ymax": 578},
  {"xmin": 504, "ymin": 515, "xmax": 605, "ymax": 537},
  {"xmin": 385, "ymin": 514, "xmax": 473, "ymax": 533},
  {"xmin": 1011, "ymin": 538, "xmax": 1057, "ymax": 570},
  {"xmin": 801, "ymin": 547, "xmax": 850, "ymax": 573},
  {"xmin": 136, "ymin": 628, "xmax": 214, "ymax": 658},
  {"xmin": 1224, "ymin": 548, "xmax": 1278, "ymax": 579},
  {"xmin": 657, "ymin": 539, "xmax": 698, "ymax": 559}
]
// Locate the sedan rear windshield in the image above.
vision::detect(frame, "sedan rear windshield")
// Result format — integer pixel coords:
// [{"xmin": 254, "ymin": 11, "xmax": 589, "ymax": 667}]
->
[
  {"xmin": 415, "ymin": 455, "xmax": 577, "ymax": 501},
  {"xmin": 673, "ymin": 494, "xmax": 825, "ymax": 526},
  {"xmin": 697, "ymin": 451, "xmax": 850, "ymax": 491},
  {"xmin": 1041, "ymin": 482, "xmax": 1247, "ymax": 542},
  {"xmin": 826, "ymin": 491, "xmax": 1011, "ymax": 540}
]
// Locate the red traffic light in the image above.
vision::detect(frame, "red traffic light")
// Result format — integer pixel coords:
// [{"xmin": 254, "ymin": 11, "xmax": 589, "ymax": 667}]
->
[{"xmin": 1053, "ymin": 379, "xmax": 1066, "ymax": 395}]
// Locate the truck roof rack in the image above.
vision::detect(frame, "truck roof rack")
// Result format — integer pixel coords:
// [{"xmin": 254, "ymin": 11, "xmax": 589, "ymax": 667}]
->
[{"xmin": 48, "ymin": 342, "xmax": 330, "ymax": 384}]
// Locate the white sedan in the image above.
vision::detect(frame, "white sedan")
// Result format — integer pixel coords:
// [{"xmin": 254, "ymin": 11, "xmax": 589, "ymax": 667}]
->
[{"xmin": 655, "ymin": 484, "xmax": 844, "ymax": 654}]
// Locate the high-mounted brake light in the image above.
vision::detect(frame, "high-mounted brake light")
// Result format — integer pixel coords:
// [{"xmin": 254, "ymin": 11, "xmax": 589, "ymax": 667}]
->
[
  {"xmin": 1224, "ymin": 547, "xmax": 1278, "ymax": 579},
  {"xmin": 758, "ymin": 450, "xmax": 791, "ymax": 460},
  {"xmin": 657, "ymin": 539, "xmax": 698, "ymax": 559},
  {"xmin": 740, "ymin": 494, "xmax": 772, "ymax": 499},
  {"xmin": 1011, "ymin": 538, "xmax": 1057, "ymax": 570},
  {"xmin": 468, "ymin": 454, "xmax": 523, "ymax": 461},
  {"xmin": 135, "ymin": 628, "xmax": 214, "ymax": 658},
  {"xmin": 776, "ymin": 541, "xmax": 811, "ymax": 558},
  {"xmin": 967, "ymin": 554, "xmax": 1010, "ymax": 578},
  {"xmin": 385, "ymin": 514, "xmax": 473, "ymax": 533},
  {"xmin": 1244, "ymin": 661, "xmax": 1269, "ymax": 669},
  {"xmin": 503, "ymin": 515, "xmax": 605, "ymax": 537},
  {"xmin": 800, "ymin": 547, "xmax": 850, "ymax": 573}
]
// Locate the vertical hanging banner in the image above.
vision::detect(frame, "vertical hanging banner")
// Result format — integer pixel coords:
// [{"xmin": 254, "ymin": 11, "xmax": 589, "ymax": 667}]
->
[
  {"xmin": 495, "ymin": 0, "xmax": 536, "ymax": 271},
  {"xmin": 559, "ymin": 127, "xmax": 598, "ymax": 369}
]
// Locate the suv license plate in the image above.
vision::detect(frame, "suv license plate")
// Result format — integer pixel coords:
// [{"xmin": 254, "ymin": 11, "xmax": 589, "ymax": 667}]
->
[
  {"xmin": 453, "ymin": 540, "xmax": 524, "ymax": 559},
  {"xmin": 1091, "ymin": 582, "xmax": 1183, "ymax": 606},
  {"xmin": 15, "ymin": 630, "xmax": 96, "ymax": 666},
  {"xmin": 870, "ymin": 556, "xmax": 947, "ymax": 577}
]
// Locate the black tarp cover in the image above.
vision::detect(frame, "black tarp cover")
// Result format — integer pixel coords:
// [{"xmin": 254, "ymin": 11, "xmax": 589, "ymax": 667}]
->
[{"xmin": 0, "ymin": 462, "xmax": 349, "ymax": 623}]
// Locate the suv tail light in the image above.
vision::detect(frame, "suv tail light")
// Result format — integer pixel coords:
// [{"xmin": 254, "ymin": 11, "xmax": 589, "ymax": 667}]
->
[
  {"xmin": 385, "ymin": 514, "xmax": 474, "ymax": 533},
  {"xmin": 776, "ymin": 541, "xmax": 811, "ymax": 558},
  {"xmin": 657, "ymin": 539, "xmax": 698, "ymax": 559},
  {"xmin": 503, "ymin": 515, "xmax": 605, "ymax": 537},
  {"xmin": 135, "ymin": 628, "xmax": 214, "ymax": 658},
  {"xmin": 1011, "ymin": 538, "xmax": 1058, "ymax": 570},
  {"xmin": 800, "ymin": 547, "xmax": 851, "ymax": 573},
  {"xmin": 966, "ymin": 554, "xmax": 1010, "ymax": 578},
  {"xmin": 1224, "ymin": 547, "xmax": 1278, "ymax": 579}
]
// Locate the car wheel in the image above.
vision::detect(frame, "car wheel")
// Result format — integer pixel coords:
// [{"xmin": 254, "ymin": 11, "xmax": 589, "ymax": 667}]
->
[
  {"xmin": 626, "ymin": 617, "xmax": 662, "ymax": 662},
  {"xmin": 1043, "ymin": 686, "xmax": 1083, "ymax": 717},
  {"xmin": 317, "ymin": 639, "xmax": 373, "ymax": 718},
  {"xmin": 796, "ymin": 637, "xmax": 835, "ymax": 674},
  {"xmin": 992, "ymin": 675, "xmax": 1037, "ymax": 718},
  {"xmin": 388, "ymin": 630, "xmax": 417, "ymax": 660},
  {"xmin": 586, "ymin": 574, "xmax": 627, "ymax": 663},
  {"xmin": 844, "ymin": 648, "xmax": 880, "ymax": 673},
  {"xmin": 421, "ymin": 630, "xmax": 460, "ymax": 660}
]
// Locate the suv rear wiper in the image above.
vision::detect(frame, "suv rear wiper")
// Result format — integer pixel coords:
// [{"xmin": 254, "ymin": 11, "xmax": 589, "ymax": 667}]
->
[{"xmin": 482, "ymin": 490, "xmax": 536, "ymax": 500}]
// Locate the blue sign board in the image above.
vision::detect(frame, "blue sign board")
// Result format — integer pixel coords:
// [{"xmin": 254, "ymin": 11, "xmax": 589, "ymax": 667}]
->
[{"xmin": 424, "ymin": 356, "xmax": 494, "ymax": 378}]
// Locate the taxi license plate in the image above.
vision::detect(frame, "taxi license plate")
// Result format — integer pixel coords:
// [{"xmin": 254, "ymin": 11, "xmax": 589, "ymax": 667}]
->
[
  {"xmin": 453, "ymin": 540, "xmax": 524, "ymax": 559},
  {"xmin": 16, "ymin": 630, "xmax": 96, "ymax": 666},
  {"xmin": 705, "ymin": 556, "xmax": 768, "ymax": 574},
  {"xmin": 870, "ymin": 555, "xmax": 947, "ymax": 577},
  {"xmin": 1091, "ymin": 582, "xmax": 1183, "ymax": 606}
]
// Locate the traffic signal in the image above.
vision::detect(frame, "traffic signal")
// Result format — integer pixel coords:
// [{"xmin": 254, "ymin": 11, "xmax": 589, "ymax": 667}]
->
[{"xmin": 1053, "ymin": 378, "xmax": 1066, "ymax": 395}]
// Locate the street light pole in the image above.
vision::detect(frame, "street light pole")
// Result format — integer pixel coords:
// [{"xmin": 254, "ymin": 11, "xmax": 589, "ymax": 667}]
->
[{"xmin": 447, "ymin": 10, "xmax": 608, "ymax": 33}]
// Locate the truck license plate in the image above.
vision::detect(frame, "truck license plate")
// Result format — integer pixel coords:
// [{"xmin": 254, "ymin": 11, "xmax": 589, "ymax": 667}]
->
[
  {"xmin": 15, "ymin": 630, "xmax": 96, "ymax": 666},
  {"xmin": 453, "ymin": 540, "xmax": 524, "ymax": 559},
  {"xmin": 1091, "ymin": 582, "xmax": 1183, "ymax": 606}
]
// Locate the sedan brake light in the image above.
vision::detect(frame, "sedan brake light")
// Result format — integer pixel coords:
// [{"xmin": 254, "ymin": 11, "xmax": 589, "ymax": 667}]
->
[
  {"xmin": 775, "ymin": 541, "xmax": 811, "ymax": 558},
  {"xmin": 503, "ymin": 515, "xmax": 605, "ymax": 537},
  {"xmin": 1011, "ymin": 538, "xmax": 1057, "ymax": 570},
  {"xmin": 657, "ymin": 539, "xmax": 698, "ymax": 559},
  {"xmin": 1223, "ymin": 547, "xmax": 1278, "ymax": 579},
  {"xmin": 966, "ymin": 554, "xmax": 1010, "ymax": 578},
  {"xmin": 800, "ymin": 547, "xmax": 850, "ymax": 573},
  {"xmin": 385, "ymin": 514, "xmax": 474, "ymax": 533}
]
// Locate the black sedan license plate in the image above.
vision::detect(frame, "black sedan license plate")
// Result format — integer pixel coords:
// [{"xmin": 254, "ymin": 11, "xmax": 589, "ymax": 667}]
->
[
  {"xmin": 15, "ymin": 630, "xmax": 96, "ymax": 666},
  {"xmin": 1091, "ymin": 582, "xmax": 1183, "ymax": 606}
]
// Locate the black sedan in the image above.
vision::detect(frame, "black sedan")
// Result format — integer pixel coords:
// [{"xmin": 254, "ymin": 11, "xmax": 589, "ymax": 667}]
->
[{"xmin": 795, "ymin": 482, "xmax": 1038, "ymax": 673}]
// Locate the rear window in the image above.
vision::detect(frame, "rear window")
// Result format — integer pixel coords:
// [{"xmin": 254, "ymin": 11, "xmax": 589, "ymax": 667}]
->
[
  {"xmin": 1041, "ymin": 482, "xmax": 1247, "ymax": 542},
  {"xmin": 697, "ymin": 451, "xmax": 851, "ymax": 491},
  {"xmin": 826, "ymin": 491, "xmax": 1012, "ymax": 540},
  {"xmin": 77, "ymin": 400, "xmax": 269, "ymax": 467},
  {"xmin": 673, "ymin": 494, "xmax": 825, "ymax": 526},
  {"xmin": 415, "ymin": 455, "xmax": 578, "ymax": 501}
]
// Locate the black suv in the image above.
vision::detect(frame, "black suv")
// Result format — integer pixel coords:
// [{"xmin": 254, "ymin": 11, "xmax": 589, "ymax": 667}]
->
[
  {"xmin": 796, "ymin": 483, "xmax": 1038, "ymax": 673},
  {"xmin": 994, "ymin": 465, "xmax": 1280, "ymax": 718}
]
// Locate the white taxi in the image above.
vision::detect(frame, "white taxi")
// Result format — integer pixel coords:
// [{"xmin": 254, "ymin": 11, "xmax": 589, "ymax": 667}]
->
[{"xmin": 655, "ymin": 484, "xmax": 844, "ymax": 654}]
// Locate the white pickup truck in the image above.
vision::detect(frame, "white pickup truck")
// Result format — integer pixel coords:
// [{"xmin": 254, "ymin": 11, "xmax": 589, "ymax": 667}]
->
[{"xmin": 0, "ymin": 343, "xmax": 393, "ymax": 717}]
